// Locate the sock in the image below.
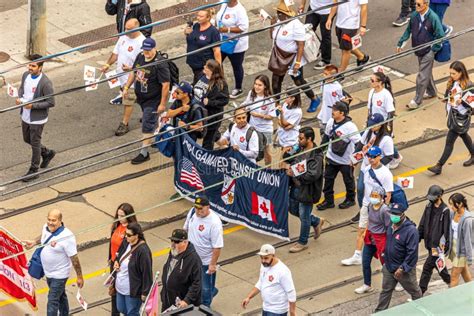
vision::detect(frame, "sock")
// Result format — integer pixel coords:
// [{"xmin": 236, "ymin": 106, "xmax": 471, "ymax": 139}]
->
[
  {"xmin": 140, "ymin": 147, "xmax": 148, "ymax": 157},
  {"xmin": 355, "ymin": 250, "xmax": 362, "ymax": 256}
]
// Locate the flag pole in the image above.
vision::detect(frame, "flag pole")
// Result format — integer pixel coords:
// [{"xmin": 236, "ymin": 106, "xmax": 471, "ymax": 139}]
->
[{"xmin": 140, "ymin": 271, "xmax": 160, "ymax": 316}]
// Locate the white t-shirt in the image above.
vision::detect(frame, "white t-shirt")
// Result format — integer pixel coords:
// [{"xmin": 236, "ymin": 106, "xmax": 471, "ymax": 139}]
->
[
  {"xmin": 40, "ymin": 224, "xmax": 77, "ymax": 279},
  {"xmin": 309, "ymin": 0, "xmax": 333, "ymax": 15},
  {"xmin": 113, "ymin": 34, "xmax": 146, "ymax": 86},
  {"xmin": 244, "ymin": 93, "xmax": 277, "ymax": 133},
  {"xmin": 21, "ymin": 73, "xmax": 47, "ymax": 125},
  {"xmin": 318, "ymin": 81, "xmax": 344, "ymax": 124},
  {"xmin": 336, "ymin": 0, "xmax": 368, "ymax": 30},
  {"xmin": 446, "ymin": 82, "xmax": 469, "ymax": 115},
  {"xmin": 277, "ymin": 104, "xmax": 302, "ymax": 147},
  {"xmin": 452, "ymin": 220, "xmax": 459, "ymax": 240},
  {"xmin": 359, "ymin": 131, "xmax": 394, "ymax": 169},
  {"xmin": 255, "ymin": 260, "xmax": 296, "ymax": 314},
  {"xmin": 216, "ymin": 2, "xmax": 249, "ymax": 53},
  {"xmin": 115, "ymin": 244, "xmax": 131, "ymax": 295},
  {"xmin": 221, "ymin": 123, "xmax": 259, "ymax": 163},
  {"xmin": 272, "ymin": 19, "xmax": 307, "ymax": 66},
  {"xmin": 184, "ymin": 208, "xmax": 224, "ymax": 265},
  {"xmin": 362, "ymin": 165, "xmax": 394, "ymax": 206},
  {"xmin": 368, "ymin": 88, "xmax": 395, "ymax": 119},
  {"xmin": 325, "ymin": 118, "xmax": 361, "ymax": 165}
]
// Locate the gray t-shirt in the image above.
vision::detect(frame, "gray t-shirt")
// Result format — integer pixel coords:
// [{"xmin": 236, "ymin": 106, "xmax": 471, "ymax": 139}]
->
[{"xmin": 368, "ymin": 204, "xmax": 391, "ymax": 234}]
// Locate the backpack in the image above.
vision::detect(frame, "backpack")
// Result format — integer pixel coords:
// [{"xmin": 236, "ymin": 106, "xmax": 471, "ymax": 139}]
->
[
  {"xmin": 190, "ymin": 103, "xmax": 208, "ymax": 139},
  {"xmin": 368, "ymin": 168, "xmax": 409, "ymax": 210},
  {"xmin": 152, "ymin": 124, "xmax": 175, "ymax": 157},
  {"xmin": 158, "ymin": 51, "xmax": 179, "ymax": 89},
  {"xmin": 228, "ymin": 123, "xmax": 266, "ymax": 162}
]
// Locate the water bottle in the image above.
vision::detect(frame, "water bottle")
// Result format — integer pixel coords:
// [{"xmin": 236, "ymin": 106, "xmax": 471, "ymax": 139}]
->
[{"xmin": 289, "ymin": 144, "xmax": 299, "ymax": 155}]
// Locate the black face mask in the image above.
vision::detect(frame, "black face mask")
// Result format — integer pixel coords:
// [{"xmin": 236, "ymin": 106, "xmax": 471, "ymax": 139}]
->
[{"xmin": 262, "ymin": 258, "xmax": 273, "ymax": 267}]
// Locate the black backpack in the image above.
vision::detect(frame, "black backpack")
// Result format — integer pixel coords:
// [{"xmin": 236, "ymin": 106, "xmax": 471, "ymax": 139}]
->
[
  {"xmin": 158, "ymin": 51, "xmax": 179, "ymax": 89},
  {"xmin": 228, "ymin": 123, "xmax": 266, "ymax": 162},
  {"xmin": 190, "ymin": 103, "xmax": 208, "ymax": 139}
]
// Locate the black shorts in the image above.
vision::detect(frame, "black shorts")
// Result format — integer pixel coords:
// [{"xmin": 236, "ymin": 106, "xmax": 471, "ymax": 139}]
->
[
  {"xmin": 335, "ymin": 27, "xmax": 358, "ymax": 51},
  {"xmin": 140, "ymin": 106, "xmax": 157, "ymax": 134}
]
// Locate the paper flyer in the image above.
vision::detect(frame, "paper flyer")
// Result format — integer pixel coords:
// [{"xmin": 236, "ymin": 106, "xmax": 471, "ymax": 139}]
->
[
  {"xmin": 351, "ymin": 34, "xmax": 362, "ymax": 50},
  {"xmin": 76, "ymin": 290, "xmax": 88, "ymax": 311},
  {"xmin": 105, "ymin": 70, "xmax": 121, "ymax": 89},
  {"xmin": 397, "ymin": 176, "xmax": 414, "ymax": 189},
  {"xmin": 85, "ymin": 80, "xmax": 98, "ymax": 91},
  {"xmin": 83, "ymin": 65, "xmax": 96, "ymax": 81},
  {"xmin": 350, "ymin": 151, "xmax": 364, "ymax": 165},
  {"xmin": 7, "ymin": 83, "xmax": 18, "ymax": 97},
  {"xmin": 462, "ymin": 91, "xmax": 474, "ymax": 108},
  {"xmin": 284, "ymin": 0, "xmax": 295, "ymax": 6},
  {"xmin": 290, "ymin": 159, "xmax": 307, "ymax": 177},
  {"xmin": 259, "ymin": 9, "xmax": 271, "ymax": 22}
]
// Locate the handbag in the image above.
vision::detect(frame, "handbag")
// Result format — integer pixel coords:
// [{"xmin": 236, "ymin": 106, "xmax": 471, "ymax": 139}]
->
[
  {"xmin": 435, "ymin": 40, "xmax": 451, "ymax": 63},
  {"xmin": 303, "ymin": 23, "xmax": 320, "ymax": 63},
  {"xmin": 268, "ymin": 26, "xmax": 296, "ymax": 76},
  {"xmin": 219, "ymin": 5, "xmax": 239, "ymax": 55},
  {"xmin": 447, "ymin": 107, "xmax": 471, "ymax": 134},
  {"xmin": 28, "ymin": 226, "xmax": 65, "ymax": 280}
]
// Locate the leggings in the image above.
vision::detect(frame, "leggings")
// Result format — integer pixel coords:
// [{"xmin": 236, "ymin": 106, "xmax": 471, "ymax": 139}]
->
[
  {"xmin": 272, "ymin": 66, "xmax": 315, "ymax": 102},
  {"xmin": 222, "ymin": 51, "xmax": 245, "ymax": 90},
  {"xmin": 438, "ymin": 129, "xmax": 474, "ymax": 165}
]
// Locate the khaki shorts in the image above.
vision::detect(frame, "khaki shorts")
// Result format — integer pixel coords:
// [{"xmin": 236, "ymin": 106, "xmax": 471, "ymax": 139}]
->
[
  {"xmin": 359, "ymin": 205, "xmax": 369, "ymax": 228},
  {"xmin": 123, "ymin": 88, "xmax": 137, "ymax": 106}
]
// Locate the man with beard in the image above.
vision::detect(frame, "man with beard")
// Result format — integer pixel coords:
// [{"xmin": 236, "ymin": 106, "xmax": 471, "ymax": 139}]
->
[
  {"xmin": 241, "ymin": 244, "xmax": 297, "ymax": 316},
  {"xmin": 161, "ymin": 229, "xmax": 202, "ymax": 312}
]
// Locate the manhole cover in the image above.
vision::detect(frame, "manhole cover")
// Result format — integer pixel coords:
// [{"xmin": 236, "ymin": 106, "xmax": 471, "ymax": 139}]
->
[{"xmin": 0, "ymin": 51, "xmax": 10, "ymax": 63}]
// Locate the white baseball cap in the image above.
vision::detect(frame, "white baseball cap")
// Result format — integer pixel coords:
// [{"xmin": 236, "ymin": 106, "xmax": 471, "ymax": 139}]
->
[{"xmin": 257, "ymin": 244, "xmax": 275, "ymax": 256}]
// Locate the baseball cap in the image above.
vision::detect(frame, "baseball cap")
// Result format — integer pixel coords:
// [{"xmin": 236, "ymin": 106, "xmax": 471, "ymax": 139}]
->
[
  {"xmin": 194, "ymin": 196, "xmax": 210, "ymax": 208},
  {"xmin": 175, "ymin": 81, "xmax": 193, "ymax": 96},
  {"xmin": 367, "ymin": 146, "xmax": 382, "ymax": 158},
  {"xmin": 426, "ymin": 185, "xmax": 444, "ymax": 201},
  {"xmin": 141, "ymin": 38, "xmax": 156, "ymax": 51},
  {"xmin": 332, "ymin": 101, "xmax": 349, "ymax": 114},
  {"xmin": 257, "ymin": 244, "xmax": 275, "ymax": 256},
  {"xmin": 169, "ymin": 228, "xmax": 188, "ymax": 242},
  {"xmin": 389, "ymin": 203, "xmax": 406, "ymax": 214},
  {"xmin": 367, "ymin": 113, "xmax": 385, "ymax": 127}
]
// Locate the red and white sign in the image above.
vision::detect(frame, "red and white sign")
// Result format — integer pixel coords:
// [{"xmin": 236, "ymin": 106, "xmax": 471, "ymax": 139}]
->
[
  {"xmin": 105, "ymin": 70, "xmax": 121, "ymax": 89},
  {"xmin": 290, "ymin": 159, "xmax": 307, "ymax": 177},
  {"xmin": 351, "ymin": 34, "xmax": 362, "ymax": 49},
  {"xmin": 350, "ymin": 151, "xmax": 364, "ymax": 165},
  {"xmin": 462, "ymin": 91, "xmax": 474, "ymax": 108},
  {"xmin": 251, "ymin": 193, "xmax": 277, "ymax": 223},
  {"xmin": 397, "ymin": 176, "xmax": 414, "ymax": 189},
  {"xmin": 0, "ymin": 227, "xmax": 37, "ymax": 311},
  {"xmin": 7, "ymin": 83, "xmax": 18, "ymax": 98}
]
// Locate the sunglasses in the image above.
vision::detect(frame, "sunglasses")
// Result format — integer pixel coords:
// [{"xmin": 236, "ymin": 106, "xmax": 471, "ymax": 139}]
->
[
  {"xmin": 171, "ymin": 240, "xmax": 183, "ymax": 244},
  {"xmin": 125, "ymin": 233, "xmax": 135, "ymax": 237},
  {"xmin": 415, "ymin": 3, "xmax": 424, "ymax": 7},
  {"xmin": 366, "ymin": 154, "xmax": 380, "ymax": 159}
]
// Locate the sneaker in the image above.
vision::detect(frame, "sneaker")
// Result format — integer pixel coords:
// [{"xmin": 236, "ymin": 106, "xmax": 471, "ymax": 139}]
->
[
  {"xmin": 115, "ymin": 122, "xmax": 129, "ymax": 136},
  {"xmin": 341, "ymin": 253, "xmax": 362, "ymax": 266},
  {"xmin": 392, "ymin": 15, "xmax": 410, "ymax": 27},
  {"xmin": 427, "ymin": 163, "xmax": 442, "ymax": 175},
  {"xmin": 221, "ymin": 220, "xmax": 229, "ymax": 227},
  {"xmin": 395, "ymin": 283, "xmax": 404, "ymax": 292},
  {"xmin": 289, "ymin": 243, "xmax": 308, "ymax": 253},
  {"xmin": 169, "ymin": 192, "xmax": 182, "ymax": 201},
  {"xmin": 317, "ymin": 200, "xmax": 335, "ymax": 211},
  {"xmin": 313, "ymin": 218, "xmax": 325, "ymax": 240},
  {"xmin": 22, "ymin": 168, "xmax": 39, "ymax": 182},
  {"xmin": 313, "ymin": 60, "xmax": 330, "ymax": 70},
  {"xmin": 356, "ymin": 55, "xmax": 370, "ymax": 67},
  {"xmin": 388, "ymin": 153, "xmax": 403, "ymax": 169},
  {"xmin": 131, "ymin": 153, "xmax": 150, "ymax": 165},
  {"xmin": 444, "ymin": 25, "xmax": 453, "ymax": 37},
  {"xmin": 406, "ymin": 99, "xmax": 420, "ymax": 110},
  {"xmin": 423, "ymin": 92, "xmax": 437, "ymax": 99},
  {"xmin": 229, "ymin": 89, "xmax": 243, "ymax": 99},
  {"xmin": 350, "ymin": 212, "xmax": 360, "ymax": 223},
  {"xmin": 109, "ymin": 93, "xmax": 123, "ymax": 105},
  {"xmin": 338, "ymin": 199, "xmax": 356, "ymax": 209},
  {"xmin": 463, "ymin": 155, "xmax": 474, "ymax": 167},
  {"xmin": 355, "ymin": 284, "xmax": 374, "ymax": 294},
  {"xmin": 40, "ymin": 150, "xmax": 56, "ymax": 169},
  {"xmin": 307, "ymin": 96, "xmax": 321, "ymax": 113}
]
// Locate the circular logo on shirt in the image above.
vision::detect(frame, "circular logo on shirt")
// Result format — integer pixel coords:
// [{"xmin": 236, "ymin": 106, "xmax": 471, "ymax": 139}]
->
[
  {"xmin": 199, "ymin": 35, "xmax": 207, "ymax": 41},
  {"xmin": 262, "ymin": 106, "xmax": 267, "ymax": 111},
  {"xmin": 331, "ymin": 91, "xmax": 337, "ymax": 97},
  {"xmin": 128, "ymin": 46, "xmax": 134, "ymax": 52},
  {"xmin": 376, "ymin": 100, "xmax": 383, "ymax": 107},
  {"xmin": 198, "ymin": 224, "xmax": 205, "ymax": 232},
  {"xmin": 268, "ymin": 275, "xmax": 274, "ymax": 282},
  {"xmin": 282, "ymin": 30, "xmax": 288, "ymax": 36},
  {"xmin": 336, "ymin": 130, "xmax": 343, "ymax": 137},
  {"xmin": 51, "ymin": 241, "xmax": 57, "ymax": 247},
  {"xmin": 240, "ymin": 136, "xmax": 245, "ymax": 143},
  {"xmin": 224, "ymin": 14, "xmax": 231, "ymax": 19}
]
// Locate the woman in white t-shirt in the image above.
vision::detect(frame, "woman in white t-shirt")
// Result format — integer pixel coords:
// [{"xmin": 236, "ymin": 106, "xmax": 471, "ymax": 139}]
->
[
  {"xmin": 216, "ymin": 0, "xmax": 249, "ymax": 99},
  {"xmin": 243, "ymin": 75, "xmax": 277, "ymax": 164},
  {"xmin": 276, "ymin": 90, "xmax": 303, "ymax": 153},
  {"xmin": 269, "ymin": 3, "xmax": 320, "ymax": 112}
]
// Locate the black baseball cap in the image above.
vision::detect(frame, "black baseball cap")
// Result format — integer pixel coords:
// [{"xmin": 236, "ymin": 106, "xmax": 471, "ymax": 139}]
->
[
  {"xmin": 194, "ymin": 196, "xmax": 210, "ymax": 208},
  {"xmin": 332, "ymin": 101, "xmax": 349, "ymax": 114},
  {"xmin": 169, "ymin": 229, "xmax": 188, "ymax": 242}
]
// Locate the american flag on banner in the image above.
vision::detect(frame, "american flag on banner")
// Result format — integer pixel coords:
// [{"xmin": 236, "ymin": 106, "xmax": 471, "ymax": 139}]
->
[{"xmin": 180, "ymin": 157, "xmax": 204, "ymax": 189}]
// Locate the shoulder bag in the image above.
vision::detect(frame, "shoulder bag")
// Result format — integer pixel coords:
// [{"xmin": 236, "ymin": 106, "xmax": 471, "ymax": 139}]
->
[
  {"xmin": 219, "ymin": 5, "xmax": 239, "ymax": 55},
  {"xmin": 268, "ymin": 26, "xmax": 296, "ymax": 76},
  {"xmin": 28, "ymin": 226, "xmax": 65, "ymax": 280}
]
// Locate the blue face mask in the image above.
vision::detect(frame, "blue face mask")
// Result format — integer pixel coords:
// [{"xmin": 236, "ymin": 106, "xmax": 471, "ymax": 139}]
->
[
  {"xmin": 390, "ymin": 214, "xmax": 402, "ymax": 224},
  {"xmin": 369, "ymin": 197, "xmax": 381, "ymax": 205}
]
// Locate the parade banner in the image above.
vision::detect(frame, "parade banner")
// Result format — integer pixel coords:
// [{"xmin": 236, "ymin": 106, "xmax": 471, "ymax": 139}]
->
[
  {"xmin": 174, "ymin": 133, "xmax": 290, "ymax": 240},
  {"xmin": 0, "ymin": 227, "xmax": 37, "ymax": 310}
]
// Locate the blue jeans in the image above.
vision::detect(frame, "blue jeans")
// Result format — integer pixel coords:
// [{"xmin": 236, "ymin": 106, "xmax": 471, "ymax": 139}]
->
[
  {"xmin": 116, "ymin": 293, "xmax": 142, "ymax": 316},
  {"xmin": 262, "ymin": 311, "xmax": 288, "ymax": 316},
  {"xmin": 429, "ymin": 3, "xmax": 449, "ymax": 32},
  {"xmin": 289, "ymin": 187, "xmax": 320, "ymax": 245},
  {"xmin": 357, "ymin": 170, "xmax": 365, "ymax": 208},
  {"xmin": 222, "ymin": 51, "xmax": 245, "ymax": 90},
  {"xmin": 201, "ymin": 264, "xmax": 218, "ymax": 307},
  {"xmin": 46, "ymin": 277, "xmax": 69, "ymax": 316},
  {"xmin": 362, "ymin": 244, "xmax": 378, "ymax": 286}
]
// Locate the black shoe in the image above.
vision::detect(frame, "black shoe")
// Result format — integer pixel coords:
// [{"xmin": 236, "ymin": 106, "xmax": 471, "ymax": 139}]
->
[
  {"xmin": 356, "ymin": 55, "xmax": 370, "ymax": 67},
  {"xmin": 131, "ymin": 153, "xmax": 150, "ymax": 165},
  {"xmin": 463, "ymin": 155, "xmax": 474, "ymax": 167},
  {"xmin": 317, "ymin": 200, "xmax": 335, "ymax": 211},
  {"xmin": 22, "ymin": 168, "xmax": 39, "ymax": 182},
  {"xmin": 427, "ymin": 163, "xmax": 442, "ymax": 175},
  {"xmin": 169, "ymin": 192, "xmax": 182, "ymax": 201},
  {"xmin": 40, "ymin": 150, "xmax": 56, "ymax": 169},
  {"xmin": 115, "ymin": 122, "xmax": 129, "ymax": 136},
  {"xmin": 221, "ymin": 220, "xmax": 229, "ymax": 227},
  {"xmin": 338, "ymin": 199, "xmax": 356, "ymax": 209},
  {"xmin": 350, "ymin": 212, "xmax": 360, "ymax": 223}
]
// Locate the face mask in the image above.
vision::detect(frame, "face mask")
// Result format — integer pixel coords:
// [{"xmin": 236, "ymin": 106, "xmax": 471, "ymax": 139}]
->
[
  {"xmin": 262, "ymin": 258, "xmax": 273, "ymax": 267},
  {"xmin": 390, "ymin": 214, "xmax": 402, "ymax": 224},
  {"xmin": 369, "ymin": 197, "xmax": 381, "ymax": 205}
]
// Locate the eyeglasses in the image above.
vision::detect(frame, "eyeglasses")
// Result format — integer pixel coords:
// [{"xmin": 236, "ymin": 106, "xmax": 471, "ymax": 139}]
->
[{"xmin": 125, "ymin": 233, "xmax": 135, "ymax": 237}]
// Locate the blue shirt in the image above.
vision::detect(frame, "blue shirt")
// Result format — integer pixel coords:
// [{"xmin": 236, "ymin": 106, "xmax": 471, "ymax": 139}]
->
[{"xmin": 383, "ymin": 218, "xmax": 419, "ymax": 273}]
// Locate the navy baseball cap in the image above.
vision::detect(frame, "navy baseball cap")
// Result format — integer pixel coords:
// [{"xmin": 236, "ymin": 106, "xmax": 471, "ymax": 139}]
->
[
  {"xmin": 175, "ymin": 81, "xmax": 193, "ymax": 96},
  {"xmin": 141, "ymin": 38, "xmax": 156, "ymax": 51},
  {"xmin": 367, "ymin": 113, "xmax": 385, "ymax": 127},
  {"xmin": 367, "ymin": 146, "xmax": 382, "ymax": 158},
  {"xmin": 194, "ymin": 195, "xmax": 210, "ymax": 208},
  {"xmin": 389, "ymin": 203, "xmax": 406, "ymax": 214}
]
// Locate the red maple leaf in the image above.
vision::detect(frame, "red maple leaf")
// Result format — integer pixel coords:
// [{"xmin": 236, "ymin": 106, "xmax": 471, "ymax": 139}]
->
[
  {"xmin": 332, "ymin": 91, "xmax": 337, "ymax": 97},
  {"xmin": 239, "ymin": 136, "xmax": 245, "ymax": 143},
  {"xmin": 377, "ymin": 100, "xmax": 383, "ymax": 107},
  {"xmin": 466, "ymin": 95, "xmax": 474, "ymax": 104},
  {"xmin": 401, "ymin": 179, "xmax": 410, "ymax": 188},
  {"xmin": 268, "ymin": 275, "xmax": 274, "ymax": 282},
  {"xmin": 296, "ymin": 163, "xmax": 305, "ymax": 173},
  {"xmin": 128, "ymin": 46, "xmax": 133, "ymax": 52},
  {"xmin": 198, "ymin": 224, "xmax": 205, "ymax": 232}
]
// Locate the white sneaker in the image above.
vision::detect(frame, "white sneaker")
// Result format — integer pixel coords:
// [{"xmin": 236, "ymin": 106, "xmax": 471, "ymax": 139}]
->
[
  {"xmin": 445, "ymin": 25, "xmax": 453, "ymax": 37},
  {"xmin": 355, "ymin": 284, "xmax": 374, "ymax": 294},
  {"xmin": 395, "ymin": 283, "xmax": 404, "ymax": 292},
  {"xmin": 341, "ymin": 254, "xmax": 362, "ymax": 266},
  {"xmin": 389, "ymin": 153, "xmax": 403, "ymax": 169},
  {"xmin": 406, "ymin": 99, "xmax": 420, "ymax": 110}
]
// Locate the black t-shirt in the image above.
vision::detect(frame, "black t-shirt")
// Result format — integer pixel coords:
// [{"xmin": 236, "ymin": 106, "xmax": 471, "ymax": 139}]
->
[
  {"xmin": 133, "ymin": 52, "xmax": 171, "ymax": 108},
  {"xmin": 170, "ymin": 99, "xmax": 204, "ymax": 141},
  {"xmin": 186, "ymin": 23, "xmax": 220, "ymax": 70}
]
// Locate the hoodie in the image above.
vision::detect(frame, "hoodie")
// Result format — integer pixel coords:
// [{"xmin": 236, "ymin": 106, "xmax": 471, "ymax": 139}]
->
[
  {"xmin": 449, "ymin": 210, "xmax": 473, "ymax": 265},
  {"xmin": 161, "ymin": 242, "xmax": 202, "ymax": 311},
  {"xmin": 418, "ymin": 201, "xmax": 451, "ymax": 253},
  {"xmin": 383, "ymin": 218, "xmax": 419, "ymax": 273},
  {"xmin": 105, "ymin": 0, "xmax": 152, "ymax": 37}
]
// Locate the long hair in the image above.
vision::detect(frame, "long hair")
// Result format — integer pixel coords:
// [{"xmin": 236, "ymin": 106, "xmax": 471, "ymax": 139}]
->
[
  {"xmin": 286, "ymin": 89, "xmax": 302, "ymax": 109},
  {"xmin": 449, "ymin": 193, "xmax": 468, "ymax": 210},
  {"xmin": 366, "ymin": 122, "xmax": 391, "ymax": 147},
  {"xmin": 111, "ymin": 203, "xmax": 138, "ymax": 233},
  {"xmin": 447, "ymin": 61, "xmax": 470, "ymax": 90},
  {"xmin": 206, "ymin": 59, "xmax": 226, "ymax": 90},
  {"xmin": 250, "ymin": 75, "xmax": 272, "ymax": 102},
  {"xmin": 127, "ymin": 222, "xmax": 146, "ymax": 241},
  {"xmin": 374, "ymin": 72, "xmax": 394, "ymax": 100}
]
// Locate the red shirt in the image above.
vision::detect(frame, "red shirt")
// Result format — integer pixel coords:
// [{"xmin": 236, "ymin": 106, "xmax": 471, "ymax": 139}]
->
[{"xmin": 110, "ymin": 224, "xmax": 127, "ymax": 261}]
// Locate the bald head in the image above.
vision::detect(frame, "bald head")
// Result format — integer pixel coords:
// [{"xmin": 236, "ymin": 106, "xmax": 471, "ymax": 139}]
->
[
  {"xmin": 47, "ymin": 209, "xmax": 63, "ymax": 232},
  {"xmin": 125, "ymin": 18, "xmax": 141, "ymax": 38}
]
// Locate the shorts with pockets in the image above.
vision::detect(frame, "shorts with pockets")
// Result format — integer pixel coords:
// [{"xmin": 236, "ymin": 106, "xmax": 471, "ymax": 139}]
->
[
  {"xmin": 262, "ymin": 132, "xmax": 273, "ymax": 145},
  {"xmin": 359, "ymin": 205, "xmax": 369, "ymax": 228},
  {"xmin": 140, "ymin": 106, "xmax": 157, "ymax": 134},
  {"xmin": 123, "ymin": 88, "xmax": 137, "ymax": 106},
  {"xmin": 336, "ymin": 27, "xmax": 358, "ymax": 51}
]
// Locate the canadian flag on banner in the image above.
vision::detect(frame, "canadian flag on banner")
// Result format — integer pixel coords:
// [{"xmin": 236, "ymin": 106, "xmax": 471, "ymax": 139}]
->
[{"xmin": 251, "ymin": 192, "xmax": 277, "ymax": 223}]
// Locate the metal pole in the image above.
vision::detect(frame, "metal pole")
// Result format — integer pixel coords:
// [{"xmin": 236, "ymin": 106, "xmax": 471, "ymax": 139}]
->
[{"xmin": 26, "ymin": 0, "xmax": 47, "ymax": 58}]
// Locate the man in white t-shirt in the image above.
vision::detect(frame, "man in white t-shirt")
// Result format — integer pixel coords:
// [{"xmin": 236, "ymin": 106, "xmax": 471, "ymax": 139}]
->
[
  {"xmin": 23, "ymin": 209, "xmax": 83, "ymax": 315},
  {"xmin": 102, "ymin": 18, "xmax": 145, "ymax": 136},
  {"xmin": 183, "ymin": 196, "xmax": 223, "ymax": 307},
  {"xmin": 318, "ymin": 64, "xmax": 346, "ymax": 135},
  {"xmin": 241, "ymin": 244, "xmax": 296, "ymax": 316},
  {"xmin": 217, "ymin": 107, "xmax": 259, "ymax": 163},
  {"xmin": 326, "ymin": 0, "xmax": 370, "ymax": 72}
]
